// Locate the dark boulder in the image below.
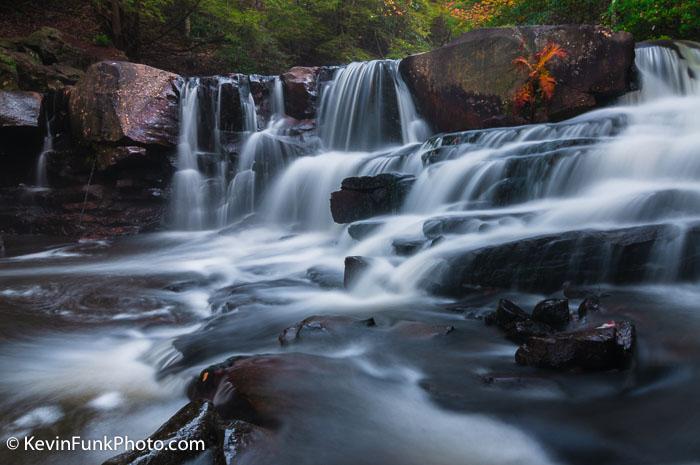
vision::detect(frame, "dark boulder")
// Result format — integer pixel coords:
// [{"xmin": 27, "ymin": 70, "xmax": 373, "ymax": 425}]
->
[
  {"xmin": 399, "ymin": 25, "xmax": 635, "ymax": 132},
  {"xmin": 515, "ymin": 320, "xmax": 636, "ymax": 370},
  {"xmin": 531, "ymin": 299, "xmax": 570, "ymax": 330},
  {"xmin": 0, "ymin": 234, "xmax": 4, "ymax": 257},
  {"xmin": 282, "ymin": 66, "xmax": 319, "ymax": 120},
  {"xmin": 430, "ymin": 224, "xmax": 700, "ymax": 295},
  {"xmin": 343, "ymin": 255, "xmax": 372, "ymax": 288},
  {"xmin": 330, "ymin": 173, "xmax": 415, "ymax": 224},
  {"xmin": 69, "ymin": 61, "xmax": 180, "ymax": 149}
]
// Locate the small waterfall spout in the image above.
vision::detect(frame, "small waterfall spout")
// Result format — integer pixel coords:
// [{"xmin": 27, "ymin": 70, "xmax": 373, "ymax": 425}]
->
[
  {"xmin": 622, "ymin": 42, "xmax": 700, "ymax": 103},
  {"xmin": 35, "ymin": 114, "xmax": 53, "ymax": 188}
]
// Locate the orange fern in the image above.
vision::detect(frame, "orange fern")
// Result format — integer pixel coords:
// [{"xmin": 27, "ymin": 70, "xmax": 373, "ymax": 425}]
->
[{"xmin": 512, "ymin": 43, "xmax": 567, "ymax": 115}]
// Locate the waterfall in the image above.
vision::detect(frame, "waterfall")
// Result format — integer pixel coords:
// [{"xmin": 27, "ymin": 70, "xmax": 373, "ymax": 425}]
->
[
  {"xmin": 621, "ymin": 42, "xmax": 700, "ymax": 103},
  {"xmin": 318, "ymin": 60, "xmax": 429, "ymax": 151},
  {"xmin": 171, "ymin": 78, "xmax": 207, "ymax": 230},
  {"xmin": 169, "ymin": 43, "xmax": 700, "ymax": 292},
  {"xmin": 35, "ymin": 114, "xmax": 53, "ymax": 188}
]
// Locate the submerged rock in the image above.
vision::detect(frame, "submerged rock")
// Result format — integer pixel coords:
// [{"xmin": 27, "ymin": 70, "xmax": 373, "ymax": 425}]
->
[
  {"xmin": 278, "ymin": 315, "xmax": 376, "ymax": 345},
  {"xmin": 330, "ymin": 173, "xmax": 415, "ymax": 224},
  {"xmin": 515, "ymin": 320, "xmax": 636, "ymax": 370},
  {"xmin": 343, "ymin": 255, "xmax": 372, "ymax": 288},
  {"xmin": 400, "ymin": 25, "xmax": 634, "ymax": 132}
]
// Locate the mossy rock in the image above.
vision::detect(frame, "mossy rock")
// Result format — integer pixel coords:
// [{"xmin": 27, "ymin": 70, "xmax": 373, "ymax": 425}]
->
[
  {"xmin": 0, "ymin": 48, "xmax": 20, "ymax": 90},
  {"xmin": 20, "ymin": 27, "xmax": 91, "ymax": 69}
]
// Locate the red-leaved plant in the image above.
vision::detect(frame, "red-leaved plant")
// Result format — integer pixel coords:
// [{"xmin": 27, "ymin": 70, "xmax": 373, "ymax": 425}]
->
[{"xmin": 512, "ymin": 43, "xmax": 567, "ymax": 118}]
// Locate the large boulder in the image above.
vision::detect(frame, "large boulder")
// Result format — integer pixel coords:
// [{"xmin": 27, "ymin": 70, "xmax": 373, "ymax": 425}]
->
[
  {"xmin": 330, "ymin": 173, "xmax": 415, "ymax": 224},
  {"xmin": 399, "ymin": 25, "xmax": 635, "ymax": 132},
  {"xmin": 69, "ymin": 61, "xmax": 181, "ymax": 149},
  {"xmin": 429, "ymin": 224, "xmax": 700, "ymax": 295}
]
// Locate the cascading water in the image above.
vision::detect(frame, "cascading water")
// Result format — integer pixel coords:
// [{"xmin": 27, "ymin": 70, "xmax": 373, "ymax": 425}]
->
[
  {"xmin": 8, "ymin": 44, "xmax": 700, "ymax": 465},
  {"xmin": 318, "ymin": 60, "xmax": 430, "ymax": 151},
  {"xmin": 34, "ymin": 114, "xmax": 53, "ymax": 188}
]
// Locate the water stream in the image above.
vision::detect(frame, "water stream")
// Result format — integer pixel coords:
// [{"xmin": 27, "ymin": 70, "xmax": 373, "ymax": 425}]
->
[{"xmin": 2, "ymin": 46, "xmax": 700, "ymax": 465}]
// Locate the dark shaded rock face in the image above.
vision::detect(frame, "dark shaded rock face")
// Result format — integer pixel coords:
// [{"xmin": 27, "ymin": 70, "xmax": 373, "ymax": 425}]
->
[
  {"xmin": 282, "ymin": 66, "xmax": 319, "ymax": 120},
  {"xmin": 69, "ymin": 61, "xmax": 180, "ymax": 149},
  {"xmin": 343, "ymin": 256, "xmax": 373, "ymax": 288},
  {"xmin": 399, "ymin": 25, "xmax": 635, "ymax": 132},
  {"xmin": 281, "ymin": 66, "xmax": 337, "ymax": 120},
  {"xmin": 515, "ymin": 320, "xmax": 636, "ymax": 370},
  {"xmin": 431, "ymin": 224, "xmax": 700, "ymax": 295},
  {"xmin": 330, "ymin": 173, "xmax": 415, "ymax": 224}
]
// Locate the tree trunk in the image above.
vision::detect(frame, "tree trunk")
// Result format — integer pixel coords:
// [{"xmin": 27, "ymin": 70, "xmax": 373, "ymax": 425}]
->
[{"xmin": 111, "ymin": 0, "xmax": 123, "ymax": 48}]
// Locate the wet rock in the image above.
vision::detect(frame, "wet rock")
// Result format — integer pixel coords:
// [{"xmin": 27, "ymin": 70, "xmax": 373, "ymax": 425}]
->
[
  {"xmin": 531, "ymin": 299, "xmax": 570, "ymax": 330},
  {"xmin": 69, "ymin": 61, "xmax": 181, "ymax": 149},
  {"xmin": 347, "ymin": 219, "xmax": 384, "ymax": 240},
  {"xmin": 400, "ymin": 25, "xmax": 634, "ymax": 132},
  {"xmin": 278, "ymin": 315, "xmax": 376, "ymax": 345},
  {"xmin": 389, "ymin": 321, "xmax": 454, "ymax": 339},
  {"xmin": 392, "ymin": 238, "xmax": 427, "ymax": 256},
  {"xmin": 507, "ymin": 319, "xmax": 555, "ymax": 344},
  {"xmin": 343, "ymin": 255, "xmax": 372, "ymax": 288},
  {"xmin": 282, "ymin": 66, "xmax": 319, "ymax": 120},
  {"xmin": 485, "ymin": 299, "xmax": 529, "ymax": 329},
  {"xmin": 430, "ymin": 224, "xmax": 700, "ymax": 295},
  {"xmin": 306, "ymin": 265, "xmax": 343, "ymax": 289},
  {"xmin": 330, "ymin": 173, "xmax": 415, "ymax": 224},
  {"xmin": 578, "ymin": 296, "xmax": 603, "ymax": 318},
  {"xmin": 515, "ymin": 320, "xmax": 636, "ymax": 370},
  {"xmin": 208, "ymin": 278, "xmax": 305, "ymax": 314},
  {"xmin": 102, "ymin": 400, "xmax": 226, "ymax": 465},
  {"xmin": 0, "ymin": 90, "xmax": 42, "ymax": 128},
  {"xmin": 189, "ymin": 353, "xmax": 347, "ymax": 426}
]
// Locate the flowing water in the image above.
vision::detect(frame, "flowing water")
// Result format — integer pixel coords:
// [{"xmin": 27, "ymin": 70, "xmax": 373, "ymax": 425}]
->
[
  {"xmin": 2, "ymin": 48, "xmax": 700, "ymax": 465},
  {"xmin": 34, "ymin": 114, "xmax": 53, "ymax": 188}
]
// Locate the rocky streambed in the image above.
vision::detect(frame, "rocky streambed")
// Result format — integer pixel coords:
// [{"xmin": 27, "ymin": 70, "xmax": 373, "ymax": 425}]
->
[{"xmin": 1, "ymin": 23, "xmax": 700, "ymax": 465}]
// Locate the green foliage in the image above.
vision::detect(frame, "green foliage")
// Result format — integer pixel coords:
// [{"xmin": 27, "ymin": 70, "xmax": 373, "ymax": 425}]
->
[
  {"xmin": 96, "ymin": 0, "xmax": 700, "ymax": 73},
  {"xmin": 607, "ymin": 0, "xmax": 700, "ymax": 41},
  {"xmin": 94, "ymin": 33, "xmax": 112, "ymax": 47}
]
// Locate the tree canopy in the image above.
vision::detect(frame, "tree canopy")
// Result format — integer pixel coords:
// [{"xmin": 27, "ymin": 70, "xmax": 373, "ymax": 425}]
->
[{"xmin": 97, "ymin": 0, "xmax": 700, "ymax": 74}]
